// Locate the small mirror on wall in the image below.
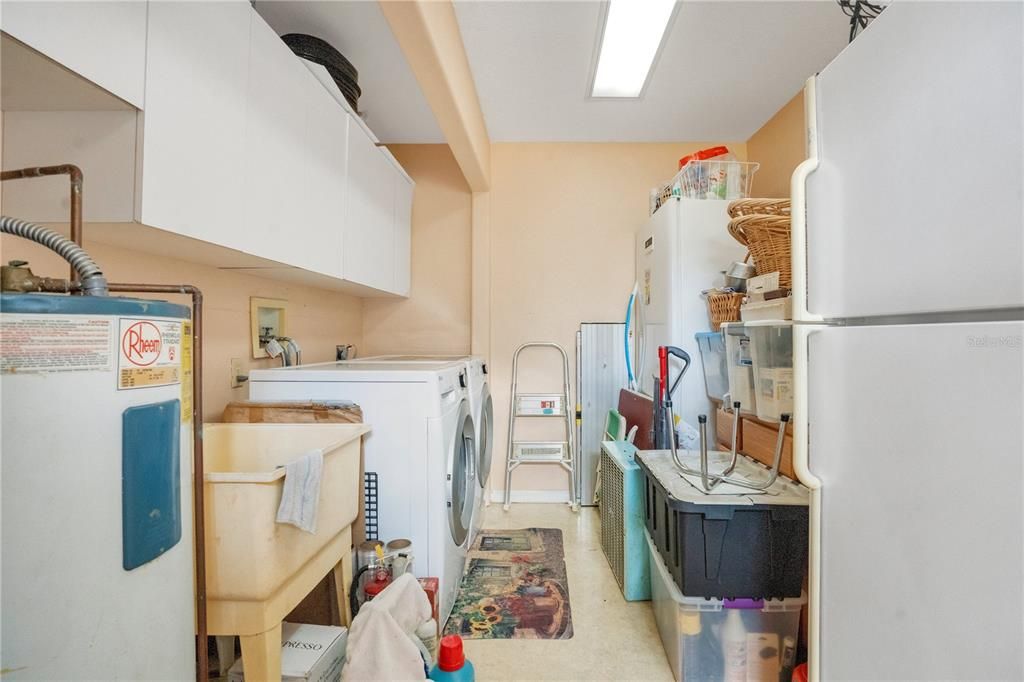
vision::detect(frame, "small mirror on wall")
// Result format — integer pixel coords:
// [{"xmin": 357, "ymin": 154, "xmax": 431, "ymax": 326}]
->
[{"xmin": 250, "ymin": 297, "xmax": 287, "ymax": 359}]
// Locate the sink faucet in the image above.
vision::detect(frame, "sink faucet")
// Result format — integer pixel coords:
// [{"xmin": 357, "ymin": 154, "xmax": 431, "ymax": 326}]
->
[{"xmin": 278, "ymin": 337, "xmax": 302, "ymax": 367}]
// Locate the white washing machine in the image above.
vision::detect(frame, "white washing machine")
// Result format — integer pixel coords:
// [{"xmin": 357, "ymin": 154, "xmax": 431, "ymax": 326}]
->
[
  {"xmin": 248, "ymin": 360, "xmax": 475, "ymax": 623},
  {"xmin": 354, "ymin": 356, "xmax": 493, "ymax": 543}
]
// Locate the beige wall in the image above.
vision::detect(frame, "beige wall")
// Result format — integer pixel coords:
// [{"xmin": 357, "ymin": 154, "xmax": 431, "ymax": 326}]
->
[
  {"xmin": 0, "ymin": 234, "xmax": 364, "ymax": 421},
  {"xmin": 363, "ymin": 144, "xmax": 472, "ymax": 355},
  {"xmin": 486, "ymin": 142, "xmax": 746, "ymax": 495},
  {"xmin": 746, "ymin": 91, "xmax": 806, "ymax": 197}
]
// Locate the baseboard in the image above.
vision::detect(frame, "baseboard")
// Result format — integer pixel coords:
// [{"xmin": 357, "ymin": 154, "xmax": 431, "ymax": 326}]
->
[{"xmin": 490, "ymin": 489, "xmax": 572, "ymax": 504}]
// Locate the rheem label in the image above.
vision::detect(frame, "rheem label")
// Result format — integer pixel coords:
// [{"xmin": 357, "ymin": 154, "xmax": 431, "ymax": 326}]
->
[{"xmin": 118, "ymin": 318, "xmax": 182, "ymax": 390}]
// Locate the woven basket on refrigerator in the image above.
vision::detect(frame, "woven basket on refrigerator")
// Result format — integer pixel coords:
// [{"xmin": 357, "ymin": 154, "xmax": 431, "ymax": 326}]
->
[
  {"xmin": 727, "ymin": 198, "xmax": 791, "ymax": 218},
  {"xmin": 727, "ymin": 214, "xmax": 792, "ymax": 288},
  {"xmin": 705, "ymin": 291, "xmax": 745, "ymax": 331}
]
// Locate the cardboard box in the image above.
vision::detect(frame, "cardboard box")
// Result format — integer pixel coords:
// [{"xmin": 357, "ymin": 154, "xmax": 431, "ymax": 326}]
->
[
  {"xmin": 418, "ymin": 577, "xmax": 439, "ymax": 634},
  {"xmin": 228, "ymin": 623, "xmax": 348, "ymax": 682}
]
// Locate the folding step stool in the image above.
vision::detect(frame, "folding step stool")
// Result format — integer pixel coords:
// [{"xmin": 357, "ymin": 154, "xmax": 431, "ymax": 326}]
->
[{"xmin": 503, "ymin": 342, "xmax": 578, "ymax": 511}]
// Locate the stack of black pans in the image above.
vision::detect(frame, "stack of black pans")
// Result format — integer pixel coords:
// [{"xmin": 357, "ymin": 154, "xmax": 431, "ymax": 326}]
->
[{"xmin": 282, "ymin": 33, "xmax": 360, "ymax": 111}]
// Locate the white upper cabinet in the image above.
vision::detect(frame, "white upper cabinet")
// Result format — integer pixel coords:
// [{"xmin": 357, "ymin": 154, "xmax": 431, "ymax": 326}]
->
[
  {"xmin": 344, "ymin": 123, "xmax": 397, "ymax": 293},
  {"xmin": 2, "ymin": 1, "xmax": 411, "ymax": 296},
  {"xmin": 1, "ymin": 1, "xmax": 147, "ymax": 108},
  {"xmin": 300, "ymin": 89, "xmax": 350, "ymax": 279},
  {"xmin": 243, "ymin": 13, "xmax": 315, "ymax": 265},
  {"xmin": 393, "ymin": 172, "xmax": 414, "ymax": 297},
  {"xmin": 138, "ymin": 1, "xmax": 251, "ymax": 248}
]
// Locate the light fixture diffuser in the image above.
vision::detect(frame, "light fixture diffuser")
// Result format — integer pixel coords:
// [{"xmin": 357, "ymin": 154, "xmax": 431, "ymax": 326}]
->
[{"xmin": 591, "ymin": 0, "xmax": 677, "ymax": 98}]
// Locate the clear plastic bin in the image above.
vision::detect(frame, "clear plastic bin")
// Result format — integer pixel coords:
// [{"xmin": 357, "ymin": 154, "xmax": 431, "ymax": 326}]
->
[
  {"xmin": 678, "ymin": 160, "xmax": 759, "ymax": 200},
  {"xmin": 645, "ymin": 529, "xmax": 804, "ymax": 682},
  {"xmin": 722, "ymin": 323, "xmax": 757, "ymax": 415},
  {"xmin": 747, "ymin": 322, "xmax": 794, "ymax": 423},
  {"xmin": 695, "ymin": 331, "xmax": 729, "ymax": 402}
]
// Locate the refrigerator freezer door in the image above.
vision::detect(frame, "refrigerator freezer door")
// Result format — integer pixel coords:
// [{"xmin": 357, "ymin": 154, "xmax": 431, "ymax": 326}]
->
[
  {"xmin": 807, "ymin": 321, "xmax": 1023, "ymax": 680},
  {"xmin": 804, "ymin": 2, "xmax": 1023, "ymax": 318}
]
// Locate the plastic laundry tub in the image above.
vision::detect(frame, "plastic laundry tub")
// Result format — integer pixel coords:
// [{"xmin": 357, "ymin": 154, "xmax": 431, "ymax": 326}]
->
[
  {"xmin": 203, "ymin": 422, "xmax": 368, "ymax": 603},
  {"xmin": 203, "ymin": 422, "xmax": 369, "ymax": 682}
]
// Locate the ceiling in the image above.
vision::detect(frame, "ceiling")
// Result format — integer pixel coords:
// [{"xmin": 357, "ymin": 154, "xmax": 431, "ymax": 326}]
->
[
  {"xmin": 455, "ymin": 1, "xmax": 851, "ymax": 142},
  {"xmin": 257, "ymin": 1, "xmax": 853, "ymax": 144}
]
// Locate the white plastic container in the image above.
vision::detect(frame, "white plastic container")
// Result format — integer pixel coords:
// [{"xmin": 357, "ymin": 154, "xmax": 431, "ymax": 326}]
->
[
  {"xmin": 746, "ymin": 322, "xmax": 794, "ymax": 422},
  {"xmin": 721, "ymin": 323, "xmax": 757, "ymax": 415},
  {"xmin": 740, "ymin": 296, "xmax": 793, "ymax": 322},
  {"xmin": 645, "ymin": 530, "xmax": 804, "ymax": 682}
]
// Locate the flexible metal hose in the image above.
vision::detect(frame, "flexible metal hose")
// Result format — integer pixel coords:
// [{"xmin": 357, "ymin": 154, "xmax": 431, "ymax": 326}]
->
[{"xmin": 1, "ymin": 216, "xmax": 108, "ymax": 295}]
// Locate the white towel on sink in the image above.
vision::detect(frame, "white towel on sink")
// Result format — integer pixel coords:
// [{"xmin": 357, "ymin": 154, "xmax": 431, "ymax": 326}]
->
[{"xmin": 276, "ymin": 449, "xmax": 323, "ymax": 533}]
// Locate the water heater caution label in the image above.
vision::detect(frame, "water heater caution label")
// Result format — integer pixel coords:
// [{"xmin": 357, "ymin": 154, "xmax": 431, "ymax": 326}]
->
[
  {"xmin": 0, "ymin": 314, "xmax": 113, "ymax": 373},
  {"xmin": 118, "ymin": 318, "xmax": 182, "ymax": 390}
]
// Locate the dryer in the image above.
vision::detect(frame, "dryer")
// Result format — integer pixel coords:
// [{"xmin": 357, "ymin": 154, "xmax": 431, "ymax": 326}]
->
[
  {"xmin": 354, "ymin": 355, "xmax": 492, "ymax": 543},
  {"xmin": 247, "ymin": 360, "xmax": 475, "ymax": 623}
]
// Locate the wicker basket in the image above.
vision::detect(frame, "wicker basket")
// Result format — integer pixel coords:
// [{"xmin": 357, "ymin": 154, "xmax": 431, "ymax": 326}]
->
[
  {"xmin": 727, "ymin": 198, "xmax": 791, "ymax": 218},
  {"xmin": 727, "ymin": 214, "xmax": 792, "ymax": 288},
  {"xmin": 705, "ymin": 291, "xmax": 745, "ymax": 331}
]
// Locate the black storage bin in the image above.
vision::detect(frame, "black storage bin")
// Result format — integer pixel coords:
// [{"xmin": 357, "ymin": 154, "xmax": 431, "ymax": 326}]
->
[{"xmin": 638, "ymin": 450, "xmax": 809, "ymax": 600}]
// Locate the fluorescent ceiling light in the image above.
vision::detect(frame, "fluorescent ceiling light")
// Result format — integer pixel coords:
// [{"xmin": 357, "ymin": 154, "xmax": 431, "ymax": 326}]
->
[{"xmin": 592, "ymin": 0, "xmax": 676, "ymax": 98}]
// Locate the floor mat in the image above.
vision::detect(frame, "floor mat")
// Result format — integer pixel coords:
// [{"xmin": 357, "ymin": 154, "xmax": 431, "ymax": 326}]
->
[{"xmin": 445, "ymin": 528, "xmax": 573, "ymax": 640}]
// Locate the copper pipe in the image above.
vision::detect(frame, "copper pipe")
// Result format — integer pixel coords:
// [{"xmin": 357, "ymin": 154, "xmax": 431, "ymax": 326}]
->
[
  {"xmin": 1, "ymin": 164, "xmax": 84, "ymax": 281},
  {"xmin": 108, "ymin": 282, "xmax": 207, "ymax": 682}
]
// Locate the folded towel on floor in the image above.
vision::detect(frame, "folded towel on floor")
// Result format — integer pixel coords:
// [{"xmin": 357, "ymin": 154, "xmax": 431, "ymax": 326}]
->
[
  {"xmin": 276, "ymin": 448, "xmax": 323, "ymax": 533},
  {"xmin": 342, "ymin": 573, "xmax": 432, "ymax": 682}
]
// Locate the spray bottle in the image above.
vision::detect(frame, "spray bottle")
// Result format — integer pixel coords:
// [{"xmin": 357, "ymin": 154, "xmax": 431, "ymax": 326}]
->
[{"xmin": 722, "ymin": 608, "xmax": 747, "ymax": 682}]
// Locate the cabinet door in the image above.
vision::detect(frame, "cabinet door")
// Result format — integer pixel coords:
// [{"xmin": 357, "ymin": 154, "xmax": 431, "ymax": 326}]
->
[
  {"xmin": 1, "ymin": 1, "xmax": 147, "ymax": 108},
  {"xmin": 299, "ymin": 87, "xmax": 349, "ymax": 279},
  {"xmin": 344, "ymin": 124, "xmax": 395, "ymax": 292},
  {"xmin": 139, "ymin": 1, "xmax": 250, "ymax": 246},
  {"xmin": 242, "ymin": 14, "xmax": 313, "ymax": 264},
  {"xmin": 393, "ymin": 173, "xmax": 414, "ymax": 297}
]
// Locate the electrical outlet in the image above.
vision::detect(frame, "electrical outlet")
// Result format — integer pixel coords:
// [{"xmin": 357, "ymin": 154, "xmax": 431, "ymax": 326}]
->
[{"xmin": 230, "ymin": 358, "xmax": 247, "ymax": 389}]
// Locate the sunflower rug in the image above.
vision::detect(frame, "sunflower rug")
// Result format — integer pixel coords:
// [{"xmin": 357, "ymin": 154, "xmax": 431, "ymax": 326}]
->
[{"xmin": 444, "ymin": 528, "xmax": 573, "ymax": 640}]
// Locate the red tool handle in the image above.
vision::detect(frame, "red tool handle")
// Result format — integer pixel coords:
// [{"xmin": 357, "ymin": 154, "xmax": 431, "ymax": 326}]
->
[{"xmin": 658, "ymin": 346, "xmax": 669, "ymax": 402}]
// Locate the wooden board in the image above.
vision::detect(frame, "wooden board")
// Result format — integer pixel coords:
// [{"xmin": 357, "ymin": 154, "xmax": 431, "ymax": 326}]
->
[{"xmin": 221, "ymin": 400, "xmax": 363, "ymax": 424}]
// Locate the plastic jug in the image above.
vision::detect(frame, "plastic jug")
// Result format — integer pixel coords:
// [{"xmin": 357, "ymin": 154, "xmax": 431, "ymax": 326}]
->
[{"xmin": 428, "ymin": 635, "xmax": 474, "ymax": 681}]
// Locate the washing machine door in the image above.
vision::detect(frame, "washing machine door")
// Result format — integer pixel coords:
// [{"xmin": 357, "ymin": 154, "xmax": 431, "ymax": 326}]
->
[
  {"xmin": 477, "ymin": 386, "xmax": 493, "ymax": 489},
  {"xmin": 448, "ymin": 399, "xmax": 476, "ymax": 547}
]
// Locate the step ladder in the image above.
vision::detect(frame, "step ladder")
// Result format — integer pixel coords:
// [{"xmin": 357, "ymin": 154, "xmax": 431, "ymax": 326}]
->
[{"xmin": 503, "ymin": 343, "xmax": 578, "ymax": 511}]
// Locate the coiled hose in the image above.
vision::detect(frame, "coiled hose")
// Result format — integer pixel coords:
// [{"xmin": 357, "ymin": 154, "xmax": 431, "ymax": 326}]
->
[{"xmin": 1, "ymin": 215, "xmax": 108, "ymax": 295}]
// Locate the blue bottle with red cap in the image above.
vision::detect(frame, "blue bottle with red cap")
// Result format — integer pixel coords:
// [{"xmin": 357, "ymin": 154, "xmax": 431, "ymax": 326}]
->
[{"xmin": 428, "ymin": 635, "xmax": 475, "ymax": 681}]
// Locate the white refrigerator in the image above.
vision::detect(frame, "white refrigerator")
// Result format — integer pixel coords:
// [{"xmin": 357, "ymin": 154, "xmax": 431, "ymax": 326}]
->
[
  {"xmin": 634, "ymin": 198, "xmax": 747, "ymax": 433},
  {"xmin": 793, "ymin": 2, "xmax": 1023, "ymax": 679}
]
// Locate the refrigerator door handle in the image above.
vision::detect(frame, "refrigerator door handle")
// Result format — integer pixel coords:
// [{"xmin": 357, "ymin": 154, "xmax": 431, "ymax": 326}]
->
[
  {"xmin": 792, "ymin": 75, "xmax": 825, "ymax": 324},
  {"xmin": 793, "ymin": 323, "xmax": 822, "ymax": 682}
]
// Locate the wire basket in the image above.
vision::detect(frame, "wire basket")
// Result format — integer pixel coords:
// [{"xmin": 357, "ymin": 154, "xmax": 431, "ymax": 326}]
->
[
  {"xmin": 705, "ymin": 291, "xmax": 745, "ymax": 331},
  {"xmin": 727, "ymin": 198, "xmax": 791, "ymax": 219},
  {"xmin": 727, "ymin": 214, "xmax": 792, "ymax": 288}
]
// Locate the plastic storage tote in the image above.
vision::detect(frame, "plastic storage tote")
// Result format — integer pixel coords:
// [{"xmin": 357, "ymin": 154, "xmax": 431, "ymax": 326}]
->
[
  {"xmin": 722, "ymin": 323, "xmax": 757, "ymax": 415},
  {"xmin": 637, "ymin": 449, "xmax": 809, "ymax": 600},
  {"xmin": 646, "ymin": 529, "xmax": 804, "ymax": 682},
  {"xmin": 747, "ymin": 322, "xmax": 793, "ymax": 422},
  {"xmin": 695, "ymin": 331, "xmax": 729, "ymax": 402}
]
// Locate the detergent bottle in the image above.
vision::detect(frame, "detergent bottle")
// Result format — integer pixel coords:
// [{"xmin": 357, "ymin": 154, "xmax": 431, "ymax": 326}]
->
[{"xmin": 428, "ymin": 635, "xmax": 475, "ymax": 681}]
